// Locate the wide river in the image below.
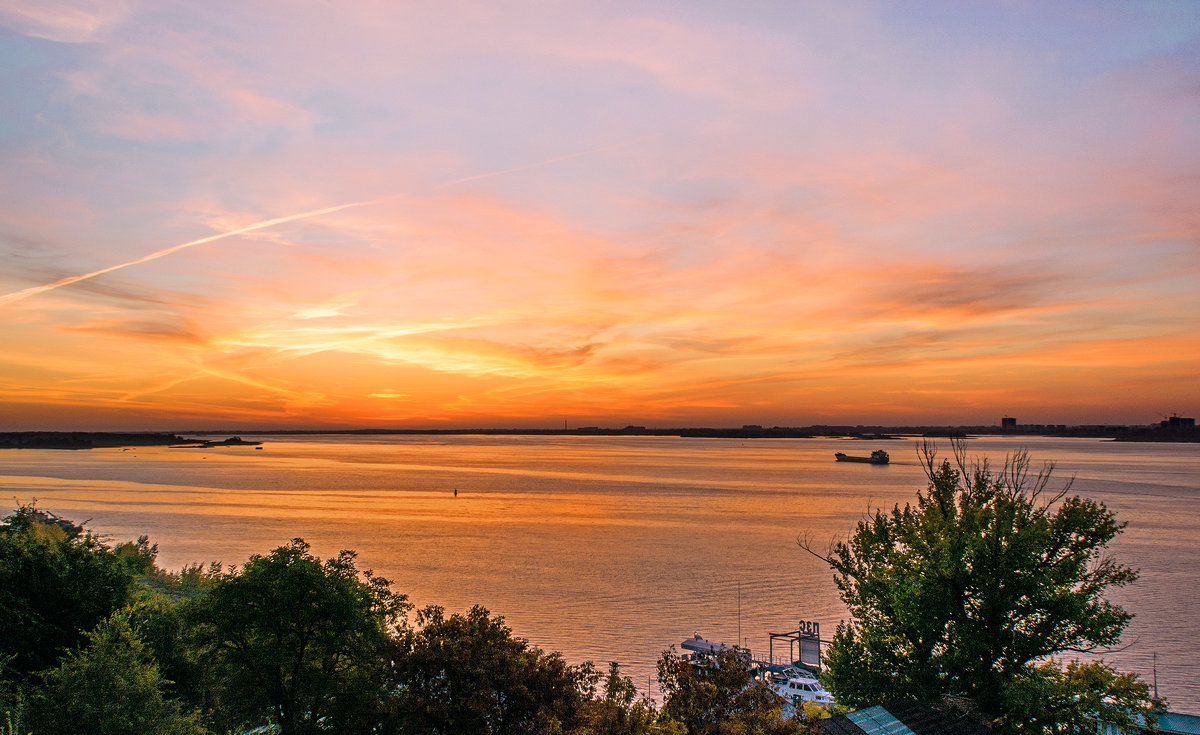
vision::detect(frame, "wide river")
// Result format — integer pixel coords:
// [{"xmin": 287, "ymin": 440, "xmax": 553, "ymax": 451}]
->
[{"xmin": 2, "ymin": 435, "xmax": 1197, "ymax": 711}]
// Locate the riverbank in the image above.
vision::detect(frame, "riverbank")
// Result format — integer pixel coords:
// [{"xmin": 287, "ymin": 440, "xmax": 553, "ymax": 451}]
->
[{"xmin": 0, "ymin": 432, "xmax": 199, "ymax": 450}]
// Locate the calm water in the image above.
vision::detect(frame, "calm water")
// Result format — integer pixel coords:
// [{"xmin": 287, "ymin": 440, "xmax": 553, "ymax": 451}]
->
[{"xmin": 2, "ymin": 435, "xmax": 1197, "ymax": 711}]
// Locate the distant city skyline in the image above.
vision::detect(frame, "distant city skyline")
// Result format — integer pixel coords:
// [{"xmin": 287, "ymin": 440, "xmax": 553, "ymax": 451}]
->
[{"xmin": 1, "ymin": 2, "xmax": 1198, "ymax": 431}]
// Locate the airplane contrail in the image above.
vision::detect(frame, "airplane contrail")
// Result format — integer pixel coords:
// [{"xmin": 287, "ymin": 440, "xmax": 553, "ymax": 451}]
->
[
  {"xmin": 0, "ymin": 135, "xmax": 659, "ymax": 308},
  {"xmin": 0, "ymin": 199, "xmax": 386, "ymax": 307}
]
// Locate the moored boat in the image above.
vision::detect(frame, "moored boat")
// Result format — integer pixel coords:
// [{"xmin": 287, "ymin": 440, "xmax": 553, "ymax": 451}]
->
[
  {"xmin": 679, "ymin": 633, "xmax": 835, "ymax": 707},
  {"xmin": 763, "ymin": 663, "xmax": 834, "ymax": 706}
]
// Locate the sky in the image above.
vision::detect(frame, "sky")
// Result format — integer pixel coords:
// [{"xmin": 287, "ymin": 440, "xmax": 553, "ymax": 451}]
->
[{"xmin": 1, "ymin": 1, "xmax": 1198, "ymax": 430}]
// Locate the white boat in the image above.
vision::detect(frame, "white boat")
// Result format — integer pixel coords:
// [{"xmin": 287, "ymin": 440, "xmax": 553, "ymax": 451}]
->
[
  {"xmin": 680, "ymin": 634, "xmax": 834, "ymax": 707},
  {"xmin": 762, "ymin": 663, "xmax": 834, "ymax": 706}
]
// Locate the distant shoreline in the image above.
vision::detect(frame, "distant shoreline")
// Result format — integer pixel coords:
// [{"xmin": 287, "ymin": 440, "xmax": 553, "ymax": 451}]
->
[
  {"xmin": 0, "ymin": 432, "xmax": 259, "ymax": 450},
  {"xmin": 2, "ymin": 424, "xmax": 1196, "ymax": 449},
  {"xmin": 178, "ymin": 423, "xmax": 1200, "ymax": 442}
]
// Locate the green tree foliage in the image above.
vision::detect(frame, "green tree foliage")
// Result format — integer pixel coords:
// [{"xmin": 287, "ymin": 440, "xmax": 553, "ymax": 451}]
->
[
  {"xmin": 113, "ymin": 535, "xmax": 159, "ymax": 576},
  {"xmin": 0, "ymin": 656, "xmax": 25, "ymax": 735},
  {"xmin": 657, "ymin": 648, "xmax": 805, "ymax": 735},
  {"xmin": 812, "ymin": 441, "xmax": 1160, "ymax": 730},
  {"xmin": 2, "ymin": 506, "xmax": 806, "ymax": 735},
  {"xmin": 998, "ymin": 660, "xmax": 1156, "ymax": 734},
  {"xmin": 575, "ymin": 662, "xmax": 663, "ymax": 735},
  {"xmin": 391, "ymin": 604, "xmax": 593, "ymax": 735},
  {"xmin": 0, "ymin": 506, "xmax": 135, "ymax": 679},
  {"xmin": 125, "ymin": 593, "xmax": 221, "ymax": 719},
  {"xmin": 188, "ymin": 539, "xmax": 407, "ymax": 735},
  {"xmin": 26, "ymin": 611, "xmax": 206, "ymax": 735}
]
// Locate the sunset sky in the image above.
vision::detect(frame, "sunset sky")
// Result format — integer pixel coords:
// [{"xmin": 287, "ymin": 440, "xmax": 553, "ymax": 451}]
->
[{"xmin": 1, "ymin": 1, "xmax": 1198, "ymax": 430}]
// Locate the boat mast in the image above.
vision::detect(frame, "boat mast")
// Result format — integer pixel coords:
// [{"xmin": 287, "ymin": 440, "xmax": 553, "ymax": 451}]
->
[{"xmin": 729, "ymin": 583, "xmax": 739, "ymax": 643}]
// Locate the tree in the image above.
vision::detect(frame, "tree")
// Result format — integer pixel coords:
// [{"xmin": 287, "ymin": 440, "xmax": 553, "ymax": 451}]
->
[
  {"xmin": 113, "ymin": 535, "xmax": 160, "ymax": 576},
  {"xmin": 808, "ymin": 441, "xmax": 1160, "ymax": 731},
  {"xmin": 0, "ymin": 505, "xmax": 135, "ymax": 679},
  {"xmin": 125, "ymin": 592, "xmax": 222, "ymax": 721},
  {"xmin": 188, "ymin": 539, "xmax": 407, "ymax": 735},
  {"xmin": 998, "ymin": 660, "xmax": 1158, "ymax": 734},
  {"xmin": 575, "ymin": 662, "xmax": 662, "ymax": 735},
  {"xmin": 390, "ymin": 604, "xmax": 593, "ymax": 735},
  {"xmin": 656, "ymin": 647, "xmax": 805, "ymax": 735},
  {"xmin": 26, "ymin": 611, "xmax": 206, "ymax": 735}
]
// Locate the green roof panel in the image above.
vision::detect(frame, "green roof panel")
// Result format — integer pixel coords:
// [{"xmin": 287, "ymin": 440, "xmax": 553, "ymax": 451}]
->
[{"xmin": 846, "ymin": 706, "xmax": 918, "ymax": 735}]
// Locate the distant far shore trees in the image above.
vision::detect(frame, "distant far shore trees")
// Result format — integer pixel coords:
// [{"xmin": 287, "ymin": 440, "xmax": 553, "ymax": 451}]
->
[{"xmin": 0, "ymin": 504, "xmax": 813, "ymax": 735}]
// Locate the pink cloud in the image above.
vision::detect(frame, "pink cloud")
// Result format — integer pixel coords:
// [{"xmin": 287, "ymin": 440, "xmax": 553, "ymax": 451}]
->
[{"xmin": 0, "ymin": 0, "xmax": 129, "ymax": 43}]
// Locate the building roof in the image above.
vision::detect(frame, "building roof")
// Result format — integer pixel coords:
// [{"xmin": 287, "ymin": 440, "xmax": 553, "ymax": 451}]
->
[
  {"xmin": 823, "ymin": 701, "xmax": 1200, "ymax": 735},
  {"xmin": 819, "ymin": 701, "xmax": 992, "ymax": 735},
  {"xmin": 1154, "ymin": 712, "xmax": 1200, "ymax": 735},
  {"xmin": 1104, "ymin": 711, "xmax": 1200, "ymax": 735}
]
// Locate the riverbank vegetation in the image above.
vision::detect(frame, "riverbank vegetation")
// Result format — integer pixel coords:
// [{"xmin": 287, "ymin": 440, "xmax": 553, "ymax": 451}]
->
[{"xmin": 0, "ymin": 505, "xmax": 813, "ymax": 735}]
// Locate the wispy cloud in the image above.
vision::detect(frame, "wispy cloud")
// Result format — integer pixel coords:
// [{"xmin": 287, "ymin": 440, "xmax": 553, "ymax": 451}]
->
[
  {"xmin": 0, "ymin": 0, "xmax": 128, "ymax": 43},
  {"xmin": 62, "ymin": 316, "xmax": 205, "ymax": 344}
]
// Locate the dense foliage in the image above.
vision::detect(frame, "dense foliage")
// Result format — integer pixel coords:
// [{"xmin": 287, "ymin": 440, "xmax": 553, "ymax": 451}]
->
[
  {"xmin": 0, "ymin": 507, "xmax": 135, "ymax": 679},
  {"xmin": 812, "ymin": 441, "xmax": 1161, "ymax": 732},
  {"xmin": 1, "ymin": 504, "xmax": 815, "ymax": 735},
  {"xmin": 188, "ymin": 539, "xmax": 408, "ymax": 735},
  {"xmin": 576, "ymin": 662, "xmax": 663, "ymax": 735},
  {"xmin": 390, "ymin": 604, "xmax": 593, "ymax": 734},
  {"xmin": 25, "ymin": 612, "xmax": 205, "ymax": 735}
]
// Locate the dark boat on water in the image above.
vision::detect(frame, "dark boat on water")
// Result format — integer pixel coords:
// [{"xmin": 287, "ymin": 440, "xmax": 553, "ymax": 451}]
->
[
  {"xmin": 171, "ymin": 436, "xmax": 263, "ymax": 448},
  {"xmin": 834, "ymin": 449, "xmax": 890, "ymax": 465}
]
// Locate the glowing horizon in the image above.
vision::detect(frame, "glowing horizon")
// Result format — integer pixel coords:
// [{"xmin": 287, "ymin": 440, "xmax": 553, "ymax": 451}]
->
[{"xmin": 1, "ymin": 1, "xmax": 1198, "ymax": 431}]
